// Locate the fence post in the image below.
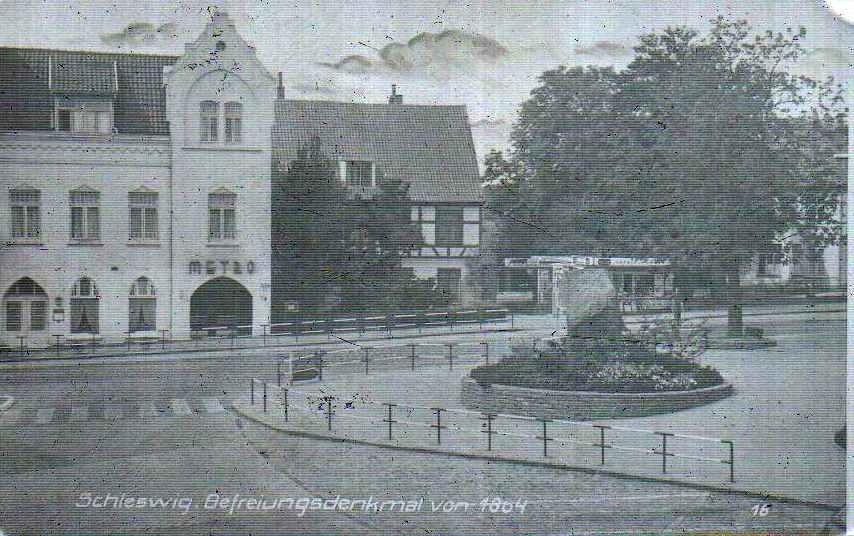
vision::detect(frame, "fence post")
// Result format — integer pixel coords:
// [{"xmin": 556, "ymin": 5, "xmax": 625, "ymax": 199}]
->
[
  {"xmin": 262, "ymin": 324, "xmax": 268, "ymax": 346},
  {"xmin": 479, "ymin": 309, "xmax": 484, "ymax": 331},
  {"xmin": 159, "ymin": 329, "xmax": 168, "ymax": 350},
  {"xmin": 231, "ymin": 328, "xmax": 236, "ymax": 349},
  {"xmin": 383, "ymin": 403, "xmax": 396, "ymax": 440},
  {"xmin": 483, "ymin": 413, "xmax": 496, "ymax": 451},
  {"xmin": 409, "ymin": 344, "xmax": 416, "ymax": 371},
  {"xmin": 323, "ymin": 396, "xmax": 334, "ymax": 431},
  {"xmin": 657, "ymin": 432, "xmax": 672, "ymax": 474},
  {"xmin": 250, "ymin": 379, "xmax": 255, "ymax": 405},
  {"xmin": 431, "ymin": 408, "xmax": 445, "ymax": 445},
  {"xmin": 363, "ymin": 347, "xmax": 371, "ymax": 375},
  {"xmin": 447, "ymin": 343, "xmax": 455, "ymax": 370},
  {"xmin": 277, "ymin": 360, "xmax": 282, "ymax": 388},
  {"xmin": 481, "ymin": 341, "xmax": 489, "ymax": 364},
  {"xmin": 263, "ymin": 382, "xmax": 268, "ymax": 413},
  {"xmin": 510, "ymin": 310, "xmax": 515, "ymax": 330},
  {"xmin": 283, "ymin": 388, "xmax": 289, "ymax": 422},
  {"xmin": 18, "ymin": 335, "xmax": 27, "ymax": 357},
  {"xmin": 126, "ymin": 333, "xmax": 132, "ymax": 353},
  {"xmin": 594, "ymin": 425, "xmax": 610, "ymax": 465},
  {"xmin": 316, "ymin": 352, "xmax": 324, "ymax": 381},
  {"xmin": 722, "ymin": 439, "xmax": 734, "ymax": 482},
  {"xmin": 537, "ymin": 419, "xmax": 552, "ymax": 457},
  {"xmin": 90, "ymin": 333, "xmax": 96, "ymax": 354}
]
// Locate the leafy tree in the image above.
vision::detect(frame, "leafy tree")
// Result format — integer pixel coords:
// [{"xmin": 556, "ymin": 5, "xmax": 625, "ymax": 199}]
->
[{"xmin": 486, "ymin": 17, "xmax": 846, "ymax": 332}]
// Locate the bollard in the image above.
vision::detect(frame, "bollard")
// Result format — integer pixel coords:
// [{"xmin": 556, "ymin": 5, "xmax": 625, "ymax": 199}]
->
[
  {"xmin": 510, "ymin": 311, "xmax": 515, "ymax": 330},
  {"xmin": 263, "ymin": 382, "xmax": 268, "ymax": 413},
  {"xmin": 447, "ymin": 343, "xmax": 455, "ymax": 370},
  {"xmin": 18, "ymin": 335, "xmax": 26, "ymax": 357},
  {"xmin": 127, "ymin": 334, "xmax": 132, "ymax": 353},
  {"xmin": 262, "ymin": 324, "xmax": 268, "ymax": 347},
  {"xmin": 277, "ymin": 361, "xmax": 282, "ymax": 388},
  {"xmin": 316, "ymin": 352, "xmax": 324, "ymax": 381},
  {"xmin": 283, "ymin": 388, "xmax": 289, "ymax": 422},
  {"xmin": 363, "ymin": 347, "xmax": 371, "ymax": 375},
  {"xmin": 90, "ymin": 333, "xmax": 96, "ymax": 354},
  {"xmin": 250, "ymin": 379, "xmax": 255, "ymax": 405},
  {"xmin": 231, "ymin": 329, "xmax": 236, "ymax": 349},
  {"xmin": 481, "ymin": 341, "xmax": 489, "ymax": 364},
  {"xmin": 409, "ymin": 344, "xmax": 416, "ymax": 371},
  {"xmin": 722, "ymin": 439, "xmax": 735, "ymax": 482},
  {"xmin": 160, "ymin": 329, "xmax": 168, "ymax": 351},
  {"xmin": 383, "ymin": 403, "xmax": 396, "ymax": 440}
]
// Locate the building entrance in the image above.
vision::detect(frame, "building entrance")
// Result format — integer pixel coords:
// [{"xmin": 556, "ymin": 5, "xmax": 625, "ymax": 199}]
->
[{"xmin": 190, "ymin": 277, "xmax": 252, "ymax": 335}]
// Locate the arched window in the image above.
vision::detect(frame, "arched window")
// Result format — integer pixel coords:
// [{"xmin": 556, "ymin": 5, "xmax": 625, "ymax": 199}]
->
[
  {"xmin": 71, "ymin": 277, "xmax": 99, "ymax": 334},
  {"xmin": 3, "ymin": 277, "xmax": 47, "ymax": 333},
  {"xmin": 224, "ymin": 102, "xmax": 242, "ymax": 144},
  {"xmin": 200, "ymin": 100, "xmax": 219, "ymax": 142},
  {"xmin": 129, "ymin": 277, "xmax": 156, "ymax": 333}
]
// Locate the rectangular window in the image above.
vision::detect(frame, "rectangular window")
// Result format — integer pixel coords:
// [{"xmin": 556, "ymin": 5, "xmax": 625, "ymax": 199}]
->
[
  {"xmin": 129, "ymin": 298, "xmax": 156, "ymax": 332},
  {"xmin": 224, "ymin": 102, "xmax": 242, "ymax": 144},
  {"xmin": 70, "ymin": 299, "xmax": 99, "ymax": 334},
  {"xmin": 10, "ymin": 189, "xmax": 41, "ymax": 240},
  {"xmin": 209, "ymin": 192, "xmax": 237, "ymax": 241},
  {"xmin": 435, "ymin": 206, "xmax": 464, "ymax": 246},
  {"xmin": 70, "ymin": 190, "xmax": 100, "ymax": 240},
  {"xmin": 58, "ymin": 103, "xmax": 112, "ymax": 134},
  {"xmin": 345, "ymin": 161, "xmax": 373, "ymax": 187},
  {"xmin": 200, "ymin": 101, "xmax": 219, "ymax": 143},
  {"xmin": 128, "ymin": 192, "xmax": 158, "ymax": 241},
  {"xmin": 5, "ymin": 301, "xmax": 22, "ymax": 331},
  {"xmin": 30, "ymin": 301, "xmax": 46, "ymax": 331}
]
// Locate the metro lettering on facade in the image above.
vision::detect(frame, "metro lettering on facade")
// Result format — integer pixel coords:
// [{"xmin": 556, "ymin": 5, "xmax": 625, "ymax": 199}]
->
[{"xmin": 0, "ymin": 10, "xmax": 483, "ymax": 347}]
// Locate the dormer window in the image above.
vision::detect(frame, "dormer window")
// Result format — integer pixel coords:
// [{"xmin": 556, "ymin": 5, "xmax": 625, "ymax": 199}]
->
[
  {"xmin": 50, "ymin": 58, "xmax": 117, "ymax": 135},
  {"xmin": 345, "ymin": 161, "xmax": 374, "ymax": 187},
  {"xmin": 224, "ymin": 102, "xmax": 242, "ymax": 143},
  {"xmin": 200, "ymin": 101, "xmax": 219, "ymax": 142}
]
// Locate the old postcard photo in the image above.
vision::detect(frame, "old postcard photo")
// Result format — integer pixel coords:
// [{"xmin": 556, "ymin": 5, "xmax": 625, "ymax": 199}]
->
[{"xmin": 0, "ymin": 0, "xmax": 849, "ymax": 534}]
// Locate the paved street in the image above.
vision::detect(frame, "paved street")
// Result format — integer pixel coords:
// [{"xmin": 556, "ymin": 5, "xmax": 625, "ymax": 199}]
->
[{"xmin": 0, "ymin": 304, "xmax": 845, "ymax": 534}]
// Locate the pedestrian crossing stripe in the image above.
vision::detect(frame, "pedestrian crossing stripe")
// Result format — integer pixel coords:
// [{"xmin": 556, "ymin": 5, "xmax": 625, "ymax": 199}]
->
[
  {"xmin": 35, "ymin": 408, "xmax": 55, "ymax": 424},
  {"xmin": 70, "ymin": 406, "xmax": 88, "ymax": 422},
  {"xmin": 0, "ymin": 398, "xmax": 229, "ymax": 426},
  {"xmin": 169, "ymin": 399, "xmax": 192, "ymax": 416}
]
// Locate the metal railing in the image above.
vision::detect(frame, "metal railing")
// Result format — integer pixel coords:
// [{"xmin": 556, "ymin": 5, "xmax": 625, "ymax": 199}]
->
[
  {"xmin": 246, "ymin": 379, "xmax": 735, "ymax": 484},
  {"xmin": 0, "ymin": 308, "xmax": 511, "ymax": 360}
]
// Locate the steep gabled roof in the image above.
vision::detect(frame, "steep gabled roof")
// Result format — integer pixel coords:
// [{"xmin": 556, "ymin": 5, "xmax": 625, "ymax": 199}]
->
[
  {"xmin": 0, "ymin": 47, "xmax": 177, "ymax": 134},
  {"xmin": 273, "ymin": 99, "xmax": 483, "ymax": 203}
]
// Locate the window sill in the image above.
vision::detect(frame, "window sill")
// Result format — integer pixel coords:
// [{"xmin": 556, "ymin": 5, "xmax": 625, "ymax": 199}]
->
[
  {"xmin": 183, "ymin": 145, "xmax": 263, "ymax": 153},
  {"xmin": 207, "ymin": 242, "xmax": 239, "ymax": 248},
  {"xmin": 6, "ymin": 240, "xmax": 44, "ymax": 246},
  {"xmin": 67, "ymin": 241, "xmax": 104, "ymax": 247},
  {"xmin": 127, "ymin": 241, "xmax": 161, "ymax": 247}
]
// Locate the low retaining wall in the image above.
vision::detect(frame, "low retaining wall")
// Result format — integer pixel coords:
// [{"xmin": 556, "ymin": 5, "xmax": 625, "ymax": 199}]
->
[{"xmin": 461, "ymin": 377, "xmax": 733, "ymax": 421}]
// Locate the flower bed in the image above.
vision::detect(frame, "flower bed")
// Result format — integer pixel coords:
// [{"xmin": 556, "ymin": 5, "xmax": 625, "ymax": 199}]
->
[{"xmin": 469, "ymin": 356, "xmax": 724, "ymax": 394}]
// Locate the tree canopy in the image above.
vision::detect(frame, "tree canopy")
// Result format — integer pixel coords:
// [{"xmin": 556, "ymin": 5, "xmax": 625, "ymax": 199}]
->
[{"xmin": 486, "ymin": 17, "xmax": 846, "ymax": 286}]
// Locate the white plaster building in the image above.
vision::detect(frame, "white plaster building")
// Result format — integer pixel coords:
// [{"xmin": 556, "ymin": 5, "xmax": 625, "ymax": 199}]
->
[{"xmin": 0, "ymin": 11, "xmax": 275, "ymax": 347}]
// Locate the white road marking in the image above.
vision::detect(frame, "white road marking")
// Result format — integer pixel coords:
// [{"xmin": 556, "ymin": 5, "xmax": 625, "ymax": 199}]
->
[
  {"xmin": 70, "ymin": 406, "xmax": 88, "ymax": 422},
  {"xmin": 138, "ymin": 401, "xmax": 158, "ymax": 418},
  {"xmin": 201, "ymin": 397, "xmax": 225, "ymax": 413},
  {"xmin": 102, "ymin": 405, "xmax": 122, "ymax": 420},
  {"xmin": 169, "ymin": 399, "xmax": 192, "ymax": 416},
  {"xmin": 0, "ymin": 409, "xmax": 21, "ymax": 426},
  {"xmin": 35, "ymin": 408, "xmax": 55, "ymax": 424}
]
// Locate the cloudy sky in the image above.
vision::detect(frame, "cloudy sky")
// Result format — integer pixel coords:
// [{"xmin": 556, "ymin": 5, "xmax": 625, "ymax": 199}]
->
[{"xmin": 0, "ymin": 0, "xmax": 851, "ymax": 162}]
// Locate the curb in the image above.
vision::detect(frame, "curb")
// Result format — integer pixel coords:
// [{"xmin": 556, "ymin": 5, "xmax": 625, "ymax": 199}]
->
[
  {"xmin": 0, "ymin": 327, "xmax": 519, "ymax": 369},
  {"xmin": 233, "ymin": 401, "xmax": 841, "ymax": 512},
  {"xmin": 0, "ymin": 395, "xmax": 14, "ymax": 412}
]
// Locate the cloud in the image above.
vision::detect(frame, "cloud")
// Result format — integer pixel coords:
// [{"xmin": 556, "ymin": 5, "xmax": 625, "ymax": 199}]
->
[
  {"xmin": 100, "ymin": 22, "xmax": 179, "ymax": 48},
  {"xmin": 574, "ymin": 40, "xmax": 630, "ymax": 58},
  {"xmin": 319, "ymin": 29, "xmax": 508, "ymax": 78}
]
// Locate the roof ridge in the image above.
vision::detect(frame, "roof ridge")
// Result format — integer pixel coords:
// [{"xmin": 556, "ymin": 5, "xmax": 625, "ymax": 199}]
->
[
  {"xmin": 279, "ymin": 98, "xmax": 467, "ymax": 110},
  {"xmin": 0, "ymin": 45, "xmax": 179, "ymax": 60}
]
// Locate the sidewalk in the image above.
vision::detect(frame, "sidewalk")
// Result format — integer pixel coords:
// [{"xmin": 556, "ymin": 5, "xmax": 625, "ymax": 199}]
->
[{"xmin": 233, "ymin": 311, "xmax": 845, "ymax": 507}]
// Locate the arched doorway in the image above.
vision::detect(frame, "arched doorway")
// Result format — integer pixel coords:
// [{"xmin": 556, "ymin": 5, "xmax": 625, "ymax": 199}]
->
[
  {"xmin": 190, "ymin": 277, "xmax": 252, "ymax": 335},
  {"xmin": 3, "ymin": 278, "xmax": 48, "ymax": 335}
]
